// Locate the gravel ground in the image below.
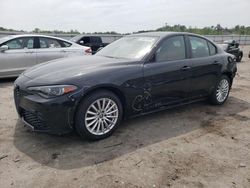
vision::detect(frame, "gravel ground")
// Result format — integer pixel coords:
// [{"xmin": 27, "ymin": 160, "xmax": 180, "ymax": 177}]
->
[{"xmin": 0, "ymin": 46, "xmax": 250, "ymax": 188}]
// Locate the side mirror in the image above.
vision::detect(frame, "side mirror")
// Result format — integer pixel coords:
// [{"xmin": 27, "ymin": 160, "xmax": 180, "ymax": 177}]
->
[
  {"xmin": 0, "ymin": 45, "xmax": 9, "ymax": 52},
  {"xmin": 79, "ymin": 40, "xmax": 84, "ymax": 45}
]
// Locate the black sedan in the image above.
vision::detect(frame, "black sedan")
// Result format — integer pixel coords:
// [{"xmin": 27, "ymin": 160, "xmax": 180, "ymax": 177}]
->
[{"xmin": 14, "ymin": 32, "xmax": 237, "ymax": 140}]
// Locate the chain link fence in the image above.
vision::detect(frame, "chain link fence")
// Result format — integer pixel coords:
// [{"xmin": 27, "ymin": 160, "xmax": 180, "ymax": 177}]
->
[
  {"xmin": 205, "ymin": 35, "xmax": 250, "ymax": 45},
  {"xmin": 1, "ymin": 31, "xmax": 250, "ymax": 45}
]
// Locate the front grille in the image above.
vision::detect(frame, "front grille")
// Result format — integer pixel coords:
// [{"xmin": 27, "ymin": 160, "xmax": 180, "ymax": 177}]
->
[{"xmin": 22, "ymin": 109, "xmax": 49, "ymax": 131}]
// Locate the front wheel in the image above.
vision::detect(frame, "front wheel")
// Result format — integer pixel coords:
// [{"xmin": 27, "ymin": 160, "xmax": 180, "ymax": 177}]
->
[
  {"xmin": 209, "ymin": 75, "xmax": 231, "ymax": 105},
  {"xmin": 75, "ymin": 90, "xmax": 123, "ymax": 140}
]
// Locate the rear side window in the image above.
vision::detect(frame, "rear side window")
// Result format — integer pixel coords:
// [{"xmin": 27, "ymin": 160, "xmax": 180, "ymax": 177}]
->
[
  {"xmin": 189, "ymin": 36, "xmax": 209, "ymax": 58},
  {"xmin": 3, "ymin": 37, "xmax": 34, "ymax": 49},
  {"xmin": 39, "ymin": 37, "xmax": 62, "ymax": 48},
  {"xmin": 155, "ymin": 36, "xmax": 186, "ymax": 62},
  {"xmin": 208, "ymin": 42, "xmax": 217, "ymax": 55},
  {"xmin": 91, "ymin": 37, "xmax": 102, "ymax": 43},
  {"xmin": 62, "ymin": 41, "xmax": 72, "ymax": 47}
]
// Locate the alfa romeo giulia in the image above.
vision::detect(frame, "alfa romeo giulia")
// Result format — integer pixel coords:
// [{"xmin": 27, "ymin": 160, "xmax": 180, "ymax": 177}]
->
[{"xmin": 14, "ymin": 32, "xmax": 237, "ymax": 140}]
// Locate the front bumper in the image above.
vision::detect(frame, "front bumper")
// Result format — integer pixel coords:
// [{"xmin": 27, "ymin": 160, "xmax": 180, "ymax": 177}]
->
[{"xmin": 14, "ymin": 82, "xmax": 80, "ymax": 135}]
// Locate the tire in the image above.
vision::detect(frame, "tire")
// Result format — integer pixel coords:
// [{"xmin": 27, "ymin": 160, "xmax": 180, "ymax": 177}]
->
[
  {"xmin": 209, "ymin": 75, "xmax": 231, "ymax": 105},
  {"xmin": 75, "ymin": 90, "xmax": 123, "ymax": 140}
]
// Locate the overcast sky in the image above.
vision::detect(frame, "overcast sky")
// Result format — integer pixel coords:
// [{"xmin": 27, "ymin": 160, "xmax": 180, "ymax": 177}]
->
[{"xmin": 0, "ymin": 0, "xmax": 250, "ymax": 33}]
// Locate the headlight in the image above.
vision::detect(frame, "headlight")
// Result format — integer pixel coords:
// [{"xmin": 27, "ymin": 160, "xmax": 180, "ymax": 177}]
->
[{"xmin": 27, "ymin": 85, "xmax": 77, "ymax": 98}]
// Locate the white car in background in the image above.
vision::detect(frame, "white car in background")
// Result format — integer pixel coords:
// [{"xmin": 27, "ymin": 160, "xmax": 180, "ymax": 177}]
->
[{"xmin": 0, "ymin": 34, "xmax": 92, "ymax": 78}]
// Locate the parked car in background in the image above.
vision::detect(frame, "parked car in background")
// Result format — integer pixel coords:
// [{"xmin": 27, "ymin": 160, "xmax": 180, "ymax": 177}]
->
[
  {"xmin": 70, "ymin": 35, "xmax": 109, "ymax": 54},
  {"xmin": 14, "ymin": 32, "xmax": 237, "ymax": 140},
  {"xmin": 218, "ymin": 40, "xmax": 243, "ymax": 62},
  {"xmin": 0, "ymin": 34, "xmax": 91, "ymax": 78}
]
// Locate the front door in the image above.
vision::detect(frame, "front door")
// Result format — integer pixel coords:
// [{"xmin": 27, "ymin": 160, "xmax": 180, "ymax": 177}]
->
[
  {"xmin": 143, "ymin": 35, "xmax": 192, "ymax": 111},
  {"xmin": 0, "ymin": 37, "xmax": 36, "ymax": 77}
]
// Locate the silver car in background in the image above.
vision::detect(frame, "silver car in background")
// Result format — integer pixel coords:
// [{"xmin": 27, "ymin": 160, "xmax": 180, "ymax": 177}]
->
[{"xmin": 0, "ymin": 34, "xmax": 92, "ymax": 78}]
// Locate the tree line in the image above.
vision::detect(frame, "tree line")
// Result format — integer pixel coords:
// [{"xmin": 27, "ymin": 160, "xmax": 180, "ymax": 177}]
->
[
  {"xmin": 154, "ymin": 24, "xmax": 250, "ymax": 35},
  {"xmin": 0, "ymin": 27, "xmax": 118, "ymax": 35},
  {"xmin": 1, "ymin": 24, "xmax": 250, "ymax": 35}
]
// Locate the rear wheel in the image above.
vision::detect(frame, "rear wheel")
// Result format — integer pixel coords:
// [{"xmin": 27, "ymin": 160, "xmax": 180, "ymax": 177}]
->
[
  {"xmin": 209, "ymin": 75, "xmax": 231, "ymax": 105},
  {"xmin": 75, "ymin": 90, "xmax": 123, "ymax": 140}
]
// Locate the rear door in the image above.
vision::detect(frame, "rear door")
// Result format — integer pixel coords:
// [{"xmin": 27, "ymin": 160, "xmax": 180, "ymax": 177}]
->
[
  {"xmin": 36, "ymin": 37, "xmax": 65, "ymax": 63},
  {"xmin": 60, "ymin": 40, "xmax": 84, "ymax": 57},
  {"xmin": 187, "ymin": 36, "xmax": 222, "ymax": 98},
  {"xmin": 143, "ymin": 35, "xmax": 193, "ymax": 111},
  {"xmin": 0, "ymin": 37, "xmax": 36, "ymax": 77}
]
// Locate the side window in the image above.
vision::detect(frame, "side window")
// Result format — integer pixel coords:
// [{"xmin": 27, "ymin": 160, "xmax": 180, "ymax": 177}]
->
[
  {"xmin": 62, "ymin": 41, "xmax": 72, "ymax": 47},
  {"xmin": 5, "ymin": 39, "xmax": 22, "ymax": 49},
  {"xmin": 39, "ymin": 38, "xmax": 62, "ymax": 48},
  {"xmin": 39, "ymin": 38, "xmax": 48, "ymax": 48},
  {"xmin": 82, "ymin": 37, "xmax": 90, "ymax": 44},
  {"xmin": 26, "ymin": 38, "xmax": 34, "ymax": 49},
  {"xmin": 91, "ymin": 37, "xmax": 96, "ymax": 43},
  {"xmin": 96, "ymin": 37, "xmax": 102, "ymax": 43},
  {"xmin": 208, "ymin": 42, "xmax": 217, "ymax": 55},
  {"xmin": 3, "ymin": 37, "xmax": 34, "ymax": 49},
  {"xmin": 189, "ymin": 36, "xmax": 209, "ymax": 58},
  {"xmin": 91, "ymin": 37, "xmax": 102, "ymax": 43},
  {"xmin": 155, "ymin": 36, "xmax": 186, "ymax": 62}
]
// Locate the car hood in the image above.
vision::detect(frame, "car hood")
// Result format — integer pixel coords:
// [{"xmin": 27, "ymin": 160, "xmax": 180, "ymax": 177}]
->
[{"xmin": 23, "ymin": 55, "xmax": 132, "ymax": 83}]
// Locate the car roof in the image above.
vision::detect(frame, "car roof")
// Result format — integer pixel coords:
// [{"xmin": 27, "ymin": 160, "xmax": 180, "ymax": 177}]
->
[
  {"xmin": 0, "ymin": 34, "xmax": 72, "ymax": 44},
  {"xmin": 70, "ymin": 34, "xmax": 105, "ymax": 41},
  {"xmin": 128, "ymin": 32, "xmax": 217, "ymax": 46},
  {"xmin": 128, "ymin": 31, "xmax": 200, "ymax": 38}
]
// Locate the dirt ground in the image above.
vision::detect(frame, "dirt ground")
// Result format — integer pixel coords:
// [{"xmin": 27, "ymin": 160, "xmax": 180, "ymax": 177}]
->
[{"xmin": 1, "ymin": 46, "xmax": 250, "ymax": 188}]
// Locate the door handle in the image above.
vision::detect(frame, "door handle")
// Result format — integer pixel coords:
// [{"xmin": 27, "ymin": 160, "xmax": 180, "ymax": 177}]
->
[
  {"xmin": 25, "ymin": 51, "xmax": 34, "ymax": 54},
  {"xmin": 60, "ymin": 50, "xmax": 67, "ymax": 53},
  {"xmin": 181, "ymin": 66, "xmax": 191, "ymax": 71}
]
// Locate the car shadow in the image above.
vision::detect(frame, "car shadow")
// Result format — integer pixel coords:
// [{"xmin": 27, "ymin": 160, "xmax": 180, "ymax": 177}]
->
[{"xmin": 13, "ymin": 96, "xmax": 250, "ymax": 170}]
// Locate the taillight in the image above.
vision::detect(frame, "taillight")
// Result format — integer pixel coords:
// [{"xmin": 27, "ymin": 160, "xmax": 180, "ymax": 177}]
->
[{"xmin": 85, "ymin": 48, "xmax": 92, "ymax": 54}]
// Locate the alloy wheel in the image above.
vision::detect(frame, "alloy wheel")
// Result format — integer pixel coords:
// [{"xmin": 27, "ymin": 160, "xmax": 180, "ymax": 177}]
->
[
  {"xmin": 84, "ymin": 98, "xmax": 119, "ymax": 135},
  {"xmin": 216, "ymin": 79, "xmax": 229, "ymax": 103}
]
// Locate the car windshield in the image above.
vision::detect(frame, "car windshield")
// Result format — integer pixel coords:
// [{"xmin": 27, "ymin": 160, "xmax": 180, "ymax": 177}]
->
[
  {"xmin": 96, "ymin": 36, "xmax": 158, "ymax": 60},
  {"xmin": 0, "ymin": 35, "xmax": 16, "ymax": 45}
]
